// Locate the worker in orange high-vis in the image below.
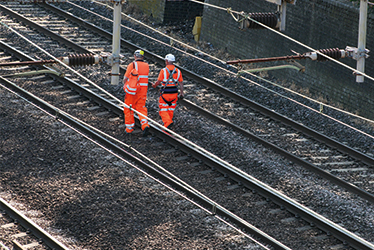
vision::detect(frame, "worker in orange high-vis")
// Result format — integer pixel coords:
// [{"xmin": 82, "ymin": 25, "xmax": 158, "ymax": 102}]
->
[
  {"xmin": 123, "ymin": 49, "xmax": 150, "ymax": 137},
  {"xmin": 152, "ymin": 54, "xmax": 184, "ymax": 129}
]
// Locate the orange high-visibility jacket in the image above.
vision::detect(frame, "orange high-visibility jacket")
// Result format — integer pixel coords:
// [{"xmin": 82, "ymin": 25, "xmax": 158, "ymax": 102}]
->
[{"xmin": 124, "ymin": 60, "xmax": 149, "ymax": 96}]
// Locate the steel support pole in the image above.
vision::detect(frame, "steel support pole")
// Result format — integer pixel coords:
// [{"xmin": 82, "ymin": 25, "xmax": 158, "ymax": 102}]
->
[
  {"xmin": 111, "ymin": 1, "xmax": 122, "ymax": 85},
  {"xmin": 279, "ymin": 1, "xmax": 287, "ymax": 31},
  {"xmin": 356, "ymin": 0, "xmax": 367, "ymax": 83}
]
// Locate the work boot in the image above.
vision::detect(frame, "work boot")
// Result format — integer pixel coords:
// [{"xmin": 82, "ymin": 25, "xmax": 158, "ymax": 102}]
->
[
  {"xmin": 167, "ymin": 123, "xmax": 173, "ymax": 130},
  {"xmin": 126, "ymin": 128, "xmax": 134, "ymax": 134},
  {"xmin": 142, "ymin": 126, "xmax": 150, "ymax": 137}
]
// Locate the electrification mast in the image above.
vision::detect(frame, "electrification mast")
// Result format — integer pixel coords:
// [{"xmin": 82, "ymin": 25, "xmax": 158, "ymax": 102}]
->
[{"xmin": 110, "ymin": 0, "xmax": 125, "ymax": 85}]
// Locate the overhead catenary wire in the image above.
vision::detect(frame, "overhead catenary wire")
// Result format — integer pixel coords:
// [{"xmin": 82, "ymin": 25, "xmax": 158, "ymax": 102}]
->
[{"xmin": 2, "ymin": 5, "xmax": 374, "ymax": 246}]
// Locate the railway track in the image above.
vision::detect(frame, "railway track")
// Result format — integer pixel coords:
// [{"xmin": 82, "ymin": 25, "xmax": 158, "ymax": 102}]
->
[
  {"xmin": 1, "ymin": 1, "xmax": 374, "ymax": 249},
  {"xmin": 0, "ymin": 196, "xmax": 69, "ymax": 250},
  {"xmin": 1, "ymin": 44, "xmax": 372, "ymax": 249},
  {"xmin": 46, "ymin": 1, "xmax": 374, "ymax": 194}
]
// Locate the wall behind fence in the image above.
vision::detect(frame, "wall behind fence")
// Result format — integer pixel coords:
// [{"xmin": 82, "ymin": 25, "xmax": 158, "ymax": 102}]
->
[
  {"xmin": 200, "ymin": 0, "xmax": 374, "ymax": 119},
  {"xmin": 128, "ymin": 0, "xmax": 165, "ymax": 23},
  {"xmin": 128, "ymin": 0, "xmax": 204, "ymax": 24}
]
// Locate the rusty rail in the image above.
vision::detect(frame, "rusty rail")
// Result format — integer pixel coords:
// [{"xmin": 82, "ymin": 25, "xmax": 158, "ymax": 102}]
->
[{"xmin": 0, "ymin": 59, "xmax": 57, "ymax": 67}]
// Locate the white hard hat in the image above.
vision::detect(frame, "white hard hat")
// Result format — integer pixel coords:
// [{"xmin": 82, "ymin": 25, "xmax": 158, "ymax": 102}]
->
[
  {"xmin": 165, "ymin": 54, "xmax": 175, "ymax": 62},
  {"xmin": 134, "ymin": 49, "xmax": 144, "ymax": 58}
]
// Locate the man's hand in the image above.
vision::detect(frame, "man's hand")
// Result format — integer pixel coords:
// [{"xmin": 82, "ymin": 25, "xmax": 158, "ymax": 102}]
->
[
  {"xmin": 152, "ymin": 81, "xmax": 160, "ymax": 88},
  {"xmin": 178, "ymin": 93, "xmax": 184, "ymax": 100}
]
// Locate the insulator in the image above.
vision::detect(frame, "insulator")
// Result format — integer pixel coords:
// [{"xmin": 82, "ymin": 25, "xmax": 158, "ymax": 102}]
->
[
  {"xmin": 304, "ymin": 48, "xmax": 345, "ymax": 61},
  {"xmin": 60, "ymin": 54, "xmax": 100, "ymax": 66},
  {"xmin": 316, "ymin": 48, "xmax": 342, "ymax": 61},
  {"xmin": 241, "ymin": 12, "xmax": 279, "ymax": 29}
]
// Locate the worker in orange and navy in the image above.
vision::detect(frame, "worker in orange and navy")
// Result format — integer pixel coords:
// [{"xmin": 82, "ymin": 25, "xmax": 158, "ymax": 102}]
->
[
  {"xmin": 152, "ymin": 54, "xmax": 184, "ymax": 129},
  {"xmin": 123, "ymin": 49, "xmax": 150, "ymax": 137}
]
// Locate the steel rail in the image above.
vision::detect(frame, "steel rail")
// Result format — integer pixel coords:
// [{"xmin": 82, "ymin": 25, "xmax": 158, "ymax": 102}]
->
[
  {"xmin": 4, "ymin": 0, "xmax": 374, "ymax": 203},
  {"xmin": 150, "ymin": 107, "xmax": 374, "ymax": 250},
  {"xmin": 40, "ymin": 2, "xmax": 374, "ymax": 168},
  {"xmin": 181, "ymin": 99, "xmax": 374, "ymax": 204},
  {"xmin": 0, "ymin": 59, "xmax": 57, "ymax": 67},
  {"xmin": 0, "ymin": 4, "xmax": 128, "ymax": 73},
  {"xmin": 3, "ymin": 71, "xmax": 374, "ymax": 249},
  {"xmin": 3, "ymin": 59, "xmax": 372, "ymax": 249},
  {"xmin": 0, "ymin": 197, "xmax": 69, "ymax": 250},
  {"xmin": 0, "ymin": 75, "xmax": 290, "ymax": 250},
  {"xmin": 2, "ymin": 6, "xmax": 374, "ymax": 248}
]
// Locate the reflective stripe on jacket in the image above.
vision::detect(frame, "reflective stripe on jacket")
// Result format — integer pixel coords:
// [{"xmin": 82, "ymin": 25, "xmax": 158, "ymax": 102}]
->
[{"xmin": 161, "ymin": 66, "xmax": 181, "ymax": 87}]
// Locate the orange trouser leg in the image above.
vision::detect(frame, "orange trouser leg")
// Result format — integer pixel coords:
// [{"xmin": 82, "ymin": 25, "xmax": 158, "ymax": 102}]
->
[
  {"xmin": 159, "ymin": 93, "xmax": 178, "ymax": 128},
  {"xmin": 135, "ymin": 95, "xmax": 149, "ymax": 131},
  {"xmin": 124, "ymin": 94, "xmax": 136, "ymax": 132}
]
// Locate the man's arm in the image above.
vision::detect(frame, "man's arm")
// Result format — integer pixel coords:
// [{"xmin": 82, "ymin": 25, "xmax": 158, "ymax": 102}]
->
[
  {"xmin": 123, "ymin": 63, "xmax": 134, "ymax": 84},
  {"xmin": 179, "ymin": 81, "xmax": 184, "ymax": 99},
  {"xmin": 152, "ymin": 80, "xmax": 162, "ymax": 88}
]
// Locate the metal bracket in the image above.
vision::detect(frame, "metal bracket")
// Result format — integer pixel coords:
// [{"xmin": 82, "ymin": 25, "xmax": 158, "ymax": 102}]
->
[
  {"xmin": 211, "ymin": 204, "xmax": 217, "ymax": 215},
  {"xmin": 345, "ymin": 46, "xmax": 370, "ymax": 61},
  {"xmin": 100, "ymin": 52, "xmax": 124, "ymax": 67},
  {"xmin": 109, "ymin": 0, "xmax": 126, "ymax": 3},
  {"xmin": 265, "ymin": 0, "xmax": 296, "ymax": 5}
]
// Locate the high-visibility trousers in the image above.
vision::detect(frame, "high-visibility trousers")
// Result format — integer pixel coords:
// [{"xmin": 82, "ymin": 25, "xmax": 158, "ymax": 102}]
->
[
  {"xmin": 158, "ymin": 93, "xmax": 178, "ymax": 128},
  {"xmin": 124, "ymin": 94, "xmax": 149, "ymax": 133}
]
